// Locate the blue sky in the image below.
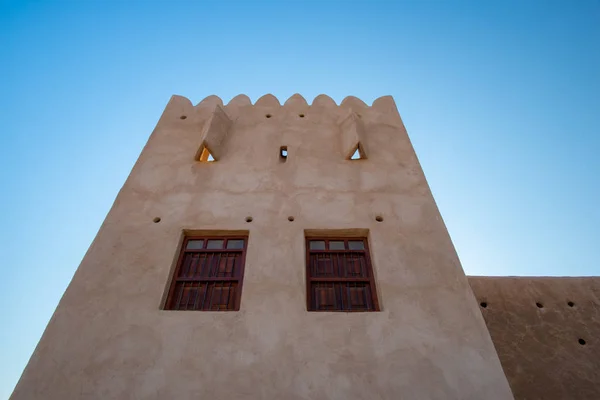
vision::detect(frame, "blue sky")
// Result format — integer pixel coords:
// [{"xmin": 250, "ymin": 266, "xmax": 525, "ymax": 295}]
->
[{"xmin": 1, "ymin": 0, "xmax": 599, "ymax": 397}]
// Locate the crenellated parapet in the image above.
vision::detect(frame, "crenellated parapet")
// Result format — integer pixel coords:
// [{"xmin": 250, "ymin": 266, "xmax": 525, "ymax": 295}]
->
[
  {"xmin": 156, "ymin": 94, "xmax": 404, "ymax": 163},
  {"xmin": 161, "ymin": 93, "xmax": 400, "ymax": 116}
]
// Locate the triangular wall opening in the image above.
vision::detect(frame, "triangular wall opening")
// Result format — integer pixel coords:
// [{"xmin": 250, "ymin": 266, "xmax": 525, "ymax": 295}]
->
[
  {"xmin": 199, "ymin": 146, "xmax": 216, "ymax": 162},
  {"xmin": 349, "ymin": 143, "xmax": 365, "ymax": 160}
]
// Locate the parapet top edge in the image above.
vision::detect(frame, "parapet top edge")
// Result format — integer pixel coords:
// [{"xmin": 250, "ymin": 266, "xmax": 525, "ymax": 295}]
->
[{"xmin": 170, "ymin": 93, "xmax": 396, "ymax": 108}]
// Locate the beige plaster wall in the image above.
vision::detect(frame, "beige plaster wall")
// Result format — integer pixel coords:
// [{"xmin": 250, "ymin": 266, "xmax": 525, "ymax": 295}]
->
[
  {"xmin": 11, "ymin": 94, "xmax": 513, "ymax": 399},
  {"xmin": 469, "ymin": 276, "xmax": 600, "ymax": 399}
]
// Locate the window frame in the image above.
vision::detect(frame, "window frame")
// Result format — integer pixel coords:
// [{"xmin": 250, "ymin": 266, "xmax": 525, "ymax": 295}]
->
[
  {"xmin": 305, "ymin": 237, "xmax": 380, "ymax": 312},
  {"xmin": 164, "ymin": 235, "xmax": 248, "ymax": 311}
]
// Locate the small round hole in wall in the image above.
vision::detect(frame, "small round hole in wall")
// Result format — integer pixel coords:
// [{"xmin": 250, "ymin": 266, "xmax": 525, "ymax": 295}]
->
[
  {"xmin": 536, "ymin": 302, "xmax": 544, "ymax": 308},
  {"xmin": 245, "ymin": 216, "xmax": 253, "ymax": 223},
  {"xmin": 568, "ymin": 301, "xmax": 575, "ymax": 307},
  {"xmin": 299, "ymin": 113, "xmax": 305, "ymax": 118},
  {"xmin": 375, "ymin": 216, "xmax": 383, "ymax": 222},
  {"xmin": 180, "ymin": 115, "xmax": 187, "ymax": 120},
  {"xmin": 288, "ymin": 216, "xmax": 295, "ymax": 221},
  {"xmin": 266, "ymin": 114, "xmax": 272, "ymax": 118},
  {"xmin": 579, "ymin": 338, "xmax": 586, "ymax": 345},
  {"xmin": 480, "ymin": 302, "xmax": 488, "ymax": 308},
  {"xmin": 153, "ymin": 217, "xmax": 161, "ymax": 223}
]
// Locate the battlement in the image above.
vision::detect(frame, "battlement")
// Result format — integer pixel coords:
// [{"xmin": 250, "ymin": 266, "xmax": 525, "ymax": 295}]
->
[
  {"xmin": 154, "ymin": 94, "xmax": 407, "ymax": 165},
  {"xmin": 164, "ymin": 93, "xmax": 400, "ymax": 113}
]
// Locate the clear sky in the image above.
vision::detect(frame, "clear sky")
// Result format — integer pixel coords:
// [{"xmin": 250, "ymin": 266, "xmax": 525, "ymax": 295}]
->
[{"xmin": 1, "ymin": 0, "xmax": 599, "ymax": 397}]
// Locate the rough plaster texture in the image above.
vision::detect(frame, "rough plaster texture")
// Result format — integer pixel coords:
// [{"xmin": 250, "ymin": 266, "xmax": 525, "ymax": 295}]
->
[
  {"xmin": 12, "ymin": 94, "xmax": 513, "ymax": 400},
  {"xmin": 469, "ymin": 276, "xmax": 600, "ymax": 400}
]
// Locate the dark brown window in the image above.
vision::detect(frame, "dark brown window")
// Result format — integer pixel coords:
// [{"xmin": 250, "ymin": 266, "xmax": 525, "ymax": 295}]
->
[
  {"xmin": 165, "ymin": 236, "xmax": 248, "ymax": 311},
  {"xmin": 306, "ymin": 237, "xmax": 379, "ymax": 311}
]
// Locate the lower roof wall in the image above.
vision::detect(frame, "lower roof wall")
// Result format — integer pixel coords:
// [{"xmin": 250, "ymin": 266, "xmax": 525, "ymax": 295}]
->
[{"xmin": 468, "ymin": 276, "xmax": 600, "ymax": 400}]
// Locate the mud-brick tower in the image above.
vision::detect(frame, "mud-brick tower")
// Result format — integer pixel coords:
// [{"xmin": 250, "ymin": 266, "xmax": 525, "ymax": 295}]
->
[{"xmin": 11, "ymin": 94, "xmax": 513, "ymax": 399}]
